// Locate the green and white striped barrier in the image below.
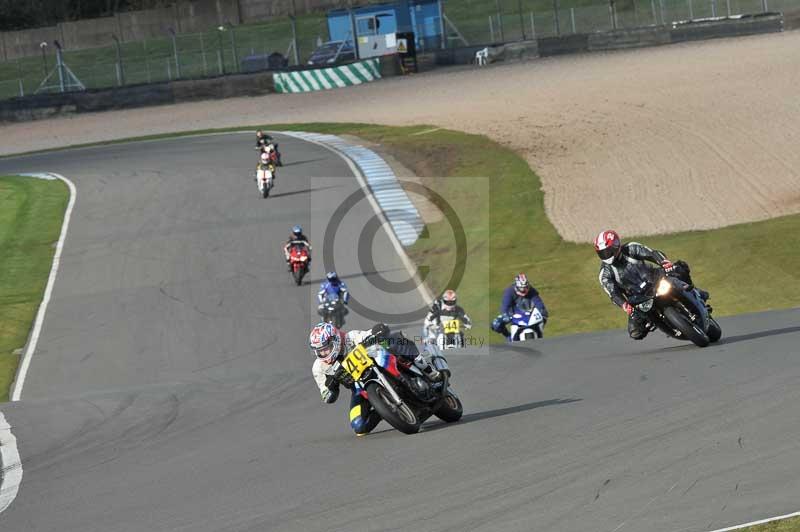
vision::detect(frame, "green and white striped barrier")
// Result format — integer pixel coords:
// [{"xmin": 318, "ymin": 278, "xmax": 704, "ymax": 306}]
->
[{"xmin": 273, "ymin": 58, "xmax": 381, "ymax": 94}]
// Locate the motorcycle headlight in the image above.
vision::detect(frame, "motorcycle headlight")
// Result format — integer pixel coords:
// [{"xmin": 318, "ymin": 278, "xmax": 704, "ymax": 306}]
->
[
  {"xmin": 656, "ymin": 279, "xmax": 671, "ymax": 296},
  {"xmin": 637, "ymin": 299, "xmax": 654, "ymax": 312}
]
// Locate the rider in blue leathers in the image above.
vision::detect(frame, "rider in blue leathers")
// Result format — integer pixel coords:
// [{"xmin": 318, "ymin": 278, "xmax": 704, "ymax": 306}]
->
[
  {"xmin": 491, "ymin": 273, "xmax": 549, "ymax": 338},
  {"xmin": 317, "ymin": 271, "xmax": 350, "ymax": 317}
]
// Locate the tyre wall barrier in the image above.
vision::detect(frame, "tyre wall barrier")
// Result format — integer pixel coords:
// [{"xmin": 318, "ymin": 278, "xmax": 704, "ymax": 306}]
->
[
  {"xmin": 272, "ymin": 58, "xmax": 382, "ymax": 94},
  {"xmin": 669, "ymin": 12, "xmax": 784, "ymax": 43},
  {"xmin": 588, "ymin": 27, "xmax": 672, "ymax": 51},
  {"xmin": 537, "ymin": 34, "xmax": 591, "ymax": 57},
  {"xmin": 0, "ymin": 70, "xmax": 276, "ymax": 123}
]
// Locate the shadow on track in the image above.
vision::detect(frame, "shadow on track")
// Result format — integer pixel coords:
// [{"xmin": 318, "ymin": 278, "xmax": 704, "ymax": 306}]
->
[
  {"xmin": 268, "ymin": 184, "xmax": 342, "ymax": 199},
  {"xmin": 305, "ymin": 268, "xmax": 407, "ymax": 285},
  {"xmin": 719, "ymin": 325, "xmax": 800, "ymax": 346},
  {"xmin": 279, "ymin": 157, "xmax": 329, "ymax": 168},
  {"xmin": 421, "ymin": 398, "xmax": 582, "ymax": 433}
]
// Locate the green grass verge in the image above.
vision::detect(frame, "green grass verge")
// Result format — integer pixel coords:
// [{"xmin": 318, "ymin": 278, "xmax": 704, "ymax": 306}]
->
[
  {"xmin": 287, "ymin": 124, "xmax": 800, "ymax": 343},
  {"xmin": 0, "ymin": 176, "xmax": 69, "ymax": 402},
  {"xmin": 741, "ymin": 515, "xmax": 800, "ymax": 531},
  {"xmin": 3, "ymin": 123, "xmax": 799, "ymax": 346}
]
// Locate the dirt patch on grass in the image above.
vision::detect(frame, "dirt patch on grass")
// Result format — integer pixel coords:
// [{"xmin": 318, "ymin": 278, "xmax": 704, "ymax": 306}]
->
[{"xmin": 3, "ymin": 31, "xmax": 800, "ymax": 242}]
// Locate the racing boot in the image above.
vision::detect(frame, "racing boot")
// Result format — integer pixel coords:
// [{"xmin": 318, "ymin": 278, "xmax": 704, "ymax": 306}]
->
[{"xmin": 413, "ymin": 354, "xmax": 441, "ymax": 382}]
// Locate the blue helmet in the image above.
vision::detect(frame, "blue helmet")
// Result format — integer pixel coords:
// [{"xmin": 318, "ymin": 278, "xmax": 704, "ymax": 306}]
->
[
  {"xmin": 292, "ymin": 225, "xmax": 303, "ymax": 237},
  {"xmin": 326, "ymin": 271, "xmax": 339, "ymax": 283}
]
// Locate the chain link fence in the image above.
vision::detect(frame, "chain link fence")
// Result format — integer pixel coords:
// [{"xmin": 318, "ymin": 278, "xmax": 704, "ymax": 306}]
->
[
  {"xmin": 0, "ymin": 0, "xmax": 795, "ymax": 101},
  {"xmin": 443, "ymin": 0, "xmax": 795, "ymax": 42},
  {"xmin": 0, "ymin": 15, "xmax": 328, "ymax": 100}
]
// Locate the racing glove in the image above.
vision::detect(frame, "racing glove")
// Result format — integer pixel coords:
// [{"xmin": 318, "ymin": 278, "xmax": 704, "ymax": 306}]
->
[
  {"xmin": 622, "ymin": 302, "xmax": 635, "ymax": 317},
  {"xmin": 661, "ymin": 260, "xmax": 675, "ymax": 273}
]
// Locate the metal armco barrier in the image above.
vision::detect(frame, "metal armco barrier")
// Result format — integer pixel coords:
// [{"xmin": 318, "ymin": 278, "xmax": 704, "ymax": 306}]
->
[{"xmin": 272, "ymin": 58, "xmax": 382, "ymax": 94}]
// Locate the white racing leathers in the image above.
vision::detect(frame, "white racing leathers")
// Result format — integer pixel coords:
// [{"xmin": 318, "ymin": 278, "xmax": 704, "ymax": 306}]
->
[{"xmin": 312, "ymin": 330, "xmax": 372, "ymax": 402}]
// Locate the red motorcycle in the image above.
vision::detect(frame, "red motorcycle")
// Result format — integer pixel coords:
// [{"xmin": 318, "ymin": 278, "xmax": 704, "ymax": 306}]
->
[
  {"xmin": 289, "ymin": 245, "xmax": 309, "ymax": 285},
  {"xmin": 266, "ymin": 144, "xmax": 282, "ymax": 167}
]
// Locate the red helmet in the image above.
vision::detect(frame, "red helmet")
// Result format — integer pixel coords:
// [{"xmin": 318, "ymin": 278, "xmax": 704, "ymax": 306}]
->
[{"xmin": 595, "ymin": 230, "xmax": 621, "ymax": 264}]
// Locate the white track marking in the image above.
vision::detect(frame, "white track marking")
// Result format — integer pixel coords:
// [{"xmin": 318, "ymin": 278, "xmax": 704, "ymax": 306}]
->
[
  {"xmin": 10, "ymin": 172, "xmax": 77, "ymax": 401},
  {"xmin": 276, "ymin": 131, "xmax": 435, "ymax": 304},
  {"xmin": 0, "ymin": 412, "xmax": 22, "ymax": 514},
  {"xmin": 705, "ymin": 510, "xmax": 800, "ymax": 532}
]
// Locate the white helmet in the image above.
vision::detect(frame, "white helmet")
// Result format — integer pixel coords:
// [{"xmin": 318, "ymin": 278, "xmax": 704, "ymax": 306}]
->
[{"xmin": 260, "ymin": 152, "xmax": 269, "ymax": 164}]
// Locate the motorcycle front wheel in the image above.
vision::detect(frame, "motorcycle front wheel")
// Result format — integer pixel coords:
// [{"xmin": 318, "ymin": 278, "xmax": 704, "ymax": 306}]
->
[
  {"xmin": 292, "ymin": 267, "xmax": 303, "ymax": 285},
  {"xmin": 434, "ymin": 390, "xmax": 463, "ymax": 423},
  {"xmin": 663, "ymin": 306, "xmax": 710, "ymax": 347},
  {"xmin": 706, "ymin": 317, "xmax": 722, "ymax": 343},
  {"xmin": 365, "ymin": 382, "xmax": 421, "ymax": 434}
]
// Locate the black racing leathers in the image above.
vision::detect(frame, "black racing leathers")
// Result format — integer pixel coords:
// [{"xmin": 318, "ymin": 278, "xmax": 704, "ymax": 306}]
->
[{"xmin": 598, "ymin": 242, "xmax": 668, "ymax": 339}]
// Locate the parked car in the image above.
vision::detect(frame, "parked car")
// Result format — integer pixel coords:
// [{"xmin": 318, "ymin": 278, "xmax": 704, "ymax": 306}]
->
[
  {"xmin": 240, "ymin": 52, "xmax": 289, "ymax": 73},
  {"xmin": 307, "ymin": 41, "xmax": 356, "ymax": 66}
]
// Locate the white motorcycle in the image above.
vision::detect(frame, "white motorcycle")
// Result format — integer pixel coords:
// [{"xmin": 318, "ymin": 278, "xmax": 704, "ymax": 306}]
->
[
  {"xmin": 434, "ymin": 316, "xmax": 470, "ymax": 350},
  {"xmin": 255, "ymin": 164, "xmax": 274, "ymax": 198}
]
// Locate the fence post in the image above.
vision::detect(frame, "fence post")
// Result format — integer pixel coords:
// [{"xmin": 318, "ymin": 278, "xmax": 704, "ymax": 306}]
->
[
  {"xmin": 570, "ymin": 7, "xmax": 577, "ymax": 32},
  {"xmin": 168, "ymin": 28, "xmax": 181, "ymax": 79},
  {"xmin": 688, "ymin": 0, "xmax": 694, "ymax": 19},
  {"xmin": 217, "ymin": 26, "xmax": 225, "ymax": 75},
  {"xmin": 517, "ymin": 0, "xmax": 527, "ymax": 39},
  {"xmin": 18, "ymin": 79, "xmax": 24, "ymax": 97},
  {"xmin": 609, "ymin": 1, "xmax": 618, "ymax": 29},
  {"xmin": 660, "ymin": 0, "xmax": 666, "ymax": 24},
  {"xmin": 651, "ymin": 0, "xmax": 658, "ymax": 24},
  {"xmin": 112, "ymin": 34, "xmax": 125, "ymax": 86},
  {"xmin": 726, "ymin": 0, "xmax": 731, "ymax": 15},
  {"xmin": 229, "ymin": 24, "xmax": 239, "ymax": 72},
  {"xmin": 761, "ymin": 0, "xmax": 768, "ymax": 11},
  {"xmin": 489, "ymin": 16, "xmax": 495, "ymax": 41},
  {"xmin": 711, "ymin": 0, "xmax": 717, "ymax": 17},
  {"xmin": 288, "ymin": 16, "xmax": 299, "ymax": 65},
  {"xmin": 200, "ymin": 33, "xmax": 208, "ymax": 76},
  {"xmin": 553, "ymin": 0, "xmax": 561, "ymax": 35},
  {"xmin": 166, "ymin": 58, "xmax": 172, "ymax": 80},
  {"xmin": 495, "ymin": 0, "xmax": 505, "ymax": 41}
]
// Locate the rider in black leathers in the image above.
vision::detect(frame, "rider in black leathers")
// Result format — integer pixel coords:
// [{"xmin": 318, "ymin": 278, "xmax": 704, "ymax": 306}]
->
[{"xmin": 595, "ymin": 230, "xmax": 709, "ymax": 340}]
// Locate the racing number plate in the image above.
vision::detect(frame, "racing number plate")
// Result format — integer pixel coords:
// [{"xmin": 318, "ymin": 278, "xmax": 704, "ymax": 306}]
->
[
  {"xmin": 443, "ymin": 319, "xmax": 461, "ymax": 334},
  {"xmin": 343, "ymin": 344, "xmax": 374, "ymax": 380}
]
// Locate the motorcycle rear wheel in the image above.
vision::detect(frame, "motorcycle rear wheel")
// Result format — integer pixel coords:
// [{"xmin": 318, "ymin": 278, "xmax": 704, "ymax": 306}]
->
[
  {"xmin": 434, "ymin": 391, "xmax": 463, "ymax": 423},
  {"xmin": 261, "ymin": 186, "xmax": 269, "ymax": 198},
  {"xmin": 663, "ymin": 306, "xmax": 710, "ymax": 347},
  {"xmin": 292, "ymin": 267, "xmax": 303, "ymax": 286},
  {"xmin": 365, "ymin": 382, "xmax": 420, "ymax": 434}
]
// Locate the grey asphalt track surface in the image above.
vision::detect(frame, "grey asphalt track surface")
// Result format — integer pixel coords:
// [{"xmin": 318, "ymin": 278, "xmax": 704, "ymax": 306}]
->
[{"xmin": 1, "ymin": 134, "xmax": 799, "ymax": 532}]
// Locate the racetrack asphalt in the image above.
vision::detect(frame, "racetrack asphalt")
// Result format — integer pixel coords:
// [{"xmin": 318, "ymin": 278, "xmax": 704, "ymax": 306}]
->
[{"xmin": 0, "ymin": 133, "xmax": 799, "ymax": 532}]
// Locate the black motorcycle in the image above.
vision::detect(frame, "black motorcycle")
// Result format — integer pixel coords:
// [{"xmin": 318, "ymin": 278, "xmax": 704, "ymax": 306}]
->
[
  {"xmin": 330, "ymin": 335, "xmax": 463, "ymax": 434},
  {"xmin": 319, "ymin": 298, "xmax": 346, "ymax": 328},
  {"xmin": 625, "ymin": 263, "xmax": 721, "ymax": 347}
]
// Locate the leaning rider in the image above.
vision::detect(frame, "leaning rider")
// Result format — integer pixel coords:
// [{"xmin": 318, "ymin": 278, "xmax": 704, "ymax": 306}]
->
[
  {"xmin": 422, "ymin": 289, "xmax": 472, "ymax": 345},
  {"xmin": 317, "ymin": 271, "xmax": 350, "ymax": 317},
  {"xmin": 283, "ymin": 225, "xmax": 311, "ymax": 271},
  {"xmin": 491, "ymin": 273, "xmax": 549, "ymax": 338},
  {"xmin": 309, "ymin": 322, "xmax": 441, "ymax": 436},
  {"xmin": 594, "ymin": 229, "xmax": 709, "ymax": 341}
]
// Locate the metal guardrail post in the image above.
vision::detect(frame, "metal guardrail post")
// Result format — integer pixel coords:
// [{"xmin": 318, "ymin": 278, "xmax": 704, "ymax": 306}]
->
[
  {"xmin": 571, "ymin": 8, "xmax": 577, "ymax": 33},
  {"xmin": 688, "ymin": 0, "xmax": 694, "ymax": 19},
  {"xmin": 40, "ymin": 42, "xmax": 48, "ymax": 77},
  {"xmin": 518, "ymin": 0, "xmax": 527, "ymax": 39},
  {"xmin": 489, "ymin": 16, "xmax": 495, "ymax": 41},
  {"xmin": 288, "ymin": 16, "xmax": 300, "ymax": 66},
  {"xmin": 726, "ymin": 0, "xmax": 731, "ymax": 16}
]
